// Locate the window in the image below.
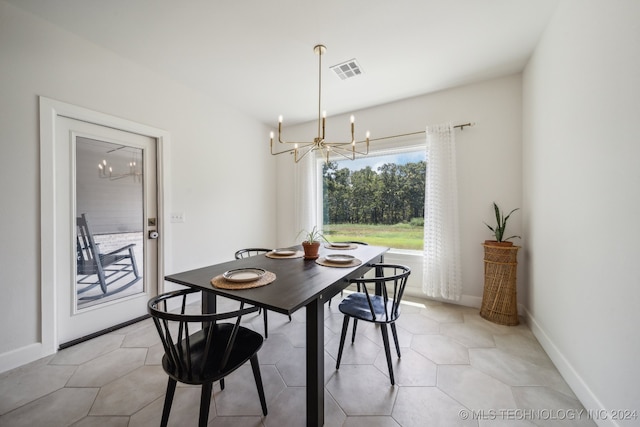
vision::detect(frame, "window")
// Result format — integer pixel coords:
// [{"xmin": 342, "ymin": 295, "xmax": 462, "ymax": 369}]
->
[{"xmin": 319, "ymin": 147, "xmax": 426, "ymax": 250}]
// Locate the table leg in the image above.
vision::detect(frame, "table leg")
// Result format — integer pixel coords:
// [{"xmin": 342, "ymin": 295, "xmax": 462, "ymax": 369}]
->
[
  {"xmin": 375, "ymin": 263, "xmax": 384, "ymax": 295},
  {"xmin": 306, "ymin": 297, "xmax": 324, "ymax": 427},
  {"xmin": 203, "ymin": 292, "xmax": 217, "ymax": 314}
]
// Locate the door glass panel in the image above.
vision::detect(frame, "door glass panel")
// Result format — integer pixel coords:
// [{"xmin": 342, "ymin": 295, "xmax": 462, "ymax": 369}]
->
[{"xmin": 75, "ymin": 137, "xmax": 144, "ymax": 310}]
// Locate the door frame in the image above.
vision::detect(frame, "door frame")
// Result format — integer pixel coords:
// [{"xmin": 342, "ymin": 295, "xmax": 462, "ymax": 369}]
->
[{"xmin": 39, "ymin": 96, "xmax": 172, "ymax": 356}]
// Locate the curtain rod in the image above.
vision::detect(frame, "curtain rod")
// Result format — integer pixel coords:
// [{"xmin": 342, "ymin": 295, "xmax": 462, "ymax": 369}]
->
[{"xmin": 367, "ymin": 122, "xmax": 474, "ymax": 143}]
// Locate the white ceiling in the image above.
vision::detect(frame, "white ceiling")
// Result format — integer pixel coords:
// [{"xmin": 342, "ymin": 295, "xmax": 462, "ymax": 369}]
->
[{"xmin": 8, "ymin": 0, "xmax": 561, "ymax": 125}]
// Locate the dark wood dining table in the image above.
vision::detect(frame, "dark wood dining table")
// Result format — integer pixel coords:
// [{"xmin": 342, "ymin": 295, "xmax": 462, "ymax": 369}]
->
[{"xmin": 164, "ymin": 244, "xmax": 388, "ymax": 427}]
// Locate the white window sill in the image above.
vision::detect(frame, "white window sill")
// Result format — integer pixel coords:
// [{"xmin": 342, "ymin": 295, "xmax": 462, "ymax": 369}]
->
[{"xmin": 387, "ymin": 248, "xmax": 423, "ymax": 258}]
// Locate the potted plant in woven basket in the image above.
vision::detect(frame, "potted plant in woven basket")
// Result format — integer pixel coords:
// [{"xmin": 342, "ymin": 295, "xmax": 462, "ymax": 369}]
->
[
  {"xmin": 481, "ymin": 202, "xmax": 521, "ymax": 326},
  {"xmin": 299, "ymin": 226, "xmax": 326, "ymax": 260},
  {"xmin": 484, "ymin": 202, "xmax": 520, "ymax": 246}
]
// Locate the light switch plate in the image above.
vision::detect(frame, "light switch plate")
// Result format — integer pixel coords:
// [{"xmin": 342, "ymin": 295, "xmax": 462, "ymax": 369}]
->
[{"xmin": 170, "ymin": 212, "xmax": 185, "ymax": 223}]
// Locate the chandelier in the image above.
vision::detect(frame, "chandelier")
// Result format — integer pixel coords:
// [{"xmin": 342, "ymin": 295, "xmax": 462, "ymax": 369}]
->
[
  {"xmin": 98, "ymin": 149, "xmax": 142, "ymax": 182},
  {"xmin": 270, "ymin": 45, "xmax": 370, "ymax": 163}
]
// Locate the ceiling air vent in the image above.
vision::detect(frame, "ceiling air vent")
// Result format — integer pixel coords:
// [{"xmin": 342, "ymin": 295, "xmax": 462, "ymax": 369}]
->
[{"xmin": 330, "ymin": 59, "xmax": 362, "ymax": 80}]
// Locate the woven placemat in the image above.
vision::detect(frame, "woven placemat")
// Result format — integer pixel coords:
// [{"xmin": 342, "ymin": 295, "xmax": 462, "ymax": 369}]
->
[
  {"xmin": 265, "ymin": 250, "xmax": 304, "ymax": 259},
  {"xmin": 315, "ymin": 257, "xmax": 362, "ymax": 268},
  {"xmin": 211, "ymin": 271, "xmax": 276, "ymax": 289},
  {"xmin": 324, "ymin": 243, "xmax": 357, "ymax": 250}
]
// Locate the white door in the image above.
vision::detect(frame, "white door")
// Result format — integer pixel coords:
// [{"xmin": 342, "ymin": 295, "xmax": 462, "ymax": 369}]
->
[{"xmin": 55, "ymin": 116, "xmax": 158, "ymax": 345}]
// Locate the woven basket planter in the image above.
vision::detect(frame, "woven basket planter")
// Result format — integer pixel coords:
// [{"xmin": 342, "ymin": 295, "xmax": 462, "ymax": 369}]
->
[{"xmin": 480, "ymin": 243, "xmax": 520, "ymax": 326}]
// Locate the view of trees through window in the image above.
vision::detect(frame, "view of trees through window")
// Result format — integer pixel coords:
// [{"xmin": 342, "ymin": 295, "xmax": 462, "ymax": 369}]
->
[{"xmin": 321, "ymin": 150, "xmax": 426, "ymax": 250}]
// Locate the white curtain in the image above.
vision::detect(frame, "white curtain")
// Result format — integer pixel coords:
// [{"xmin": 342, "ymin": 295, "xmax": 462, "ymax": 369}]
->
[
  {"xmin": 294, "ymin": 152, "xmax": 318, "ymax": 239},
  {"xmin": 423, "ymin": 123, "xmax": 462, "ymax": 300}
]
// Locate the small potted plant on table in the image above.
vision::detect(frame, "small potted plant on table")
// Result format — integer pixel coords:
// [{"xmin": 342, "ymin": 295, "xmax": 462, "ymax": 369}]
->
[
  {"xmin": 481, "ymin": 202, "xmax": 521, "ymax": 325},
  {"xmin": 299, "ymin": 226, "xmax": 326, "ymax": 260}
]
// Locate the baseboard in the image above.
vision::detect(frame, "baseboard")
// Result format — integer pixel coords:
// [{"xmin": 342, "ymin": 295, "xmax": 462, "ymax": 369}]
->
[
  {"xmin": 522, "ymin": 307, "xmax": 618, "ymax": 427},
  {"xmin": 1, "ymin": 314, "xmax": 154, "ymax": 375},
  {"xmin": 405, "ymin": 288, "xmax": 506, "ymax": 312},
  {"xmin": 0, "ymin": 342, "xmax": 51, "ymax": 375},
  {"xmin": 460, "ymin": 294, "xmax": 482, "ymax": 308}
]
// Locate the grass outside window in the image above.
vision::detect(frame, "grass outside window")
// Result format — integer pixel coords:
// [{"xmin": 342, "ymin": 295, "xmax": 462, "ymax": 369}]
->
[{"xmin": 323, "ymin": 223, "xmax": 423, "ymax": 250}]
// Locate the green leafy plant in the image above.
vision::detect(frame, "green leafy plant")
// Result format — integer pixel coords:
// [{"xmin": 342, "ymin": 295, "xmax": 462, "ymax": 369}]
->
[
  {"xmin": 298, "ymin": 226, "xmax": 327, "ymax": 243},
  {"xmin": 484, "ymin": 202, "xmax": 521, "ymax": 242}
]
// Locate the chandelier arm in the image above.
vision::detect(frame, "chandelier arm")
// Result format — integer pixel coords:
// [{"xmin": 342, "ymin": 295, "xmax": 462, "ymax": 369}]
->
[
  {"xmin": 294, "ymin": 144, "xmax": 317, "ymax": 163},
  {"xmin": 323, "ymin": 137, "xmax": 370, "ymax": 159},
  {"xmin": 277, "ymin": 125, "xmax": 318, "ymax": 146},
  {"xmin": 271, "ymin": 141, "xmax": 316, "ymax": 156},
  {"xmin": 327, "ymin": 146, "xmax": 356, "ymax": 161},
  {"xmin": 109, "ymin": 173, "xmax": 135, "ymax": 181},
  {"xmin": 271, "ymin": 129, "xmax": 315, "ymax": 150},
  {"xmin": 352, "ymin": 144, "xmax": 370, "ymax": 156},
  {"xmin": 270, "ymin": 146, "xmax": 297, "ymax": 156},
  {"xmin": 278, "ymin": 140, "xmax": 316, "ymax": 146},
  {"xmin": 324, "ymin": 141, "xmax": 357, "ymax": 147},
  {"xmin": 351, "ymin": 117, "xmax": 355, "ymax": 144}
]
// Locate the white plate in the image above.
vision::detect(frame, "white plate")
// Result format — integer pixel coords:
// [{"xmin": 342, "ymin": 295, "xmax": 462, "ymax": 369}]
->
[
  {"xmin": 329, "ymin": 242, "xmax": 351, "ymax": 248},
  {"xmin": 325, "ymin": 254, "xmax": 355, "ymax": 264},
  {"xmin": 223, "ymin": 268, "xmax": 266, "ymax": 282},
  {"xmin": 271, "ymin": 249, "xmax": 296, "ymax": 256}
]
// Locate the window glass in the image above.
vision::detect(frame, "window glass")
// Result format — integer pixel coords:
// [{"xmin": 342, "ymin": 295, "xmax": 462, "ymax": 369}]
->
[{"xmin": 320, "ymin": 148, "xmax": 426, "ymax": 250}]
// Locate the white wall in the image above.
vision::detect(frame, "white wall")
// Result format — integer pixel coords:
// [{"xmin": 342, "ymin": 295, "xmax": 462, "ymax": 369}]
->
[
  {"xmin": 276, "ymin": 75, "xmax": 524, "ymax": 306},
  {"xmin": 0, "ymin": 1, "xmax": 276, "ymax": 371},
  {"xmin": 523, "ymin": 0, "xmax": 640, "ymax": 421}
]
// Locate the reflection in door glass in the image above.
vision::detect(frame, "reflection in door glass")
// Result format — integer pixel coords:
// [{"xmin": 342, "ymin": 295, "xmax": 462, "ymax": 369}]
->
[{"xmin": 75, "ymin": 137, "xmax": 144, "ymax": 310}]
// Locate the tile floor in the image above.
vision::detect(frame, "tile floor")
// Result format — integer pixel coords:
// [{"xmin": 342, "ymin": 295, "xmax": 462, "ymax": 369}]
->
[{"xmin": 0, "ymin": 295, "xmax": 595, "ymax": 427}]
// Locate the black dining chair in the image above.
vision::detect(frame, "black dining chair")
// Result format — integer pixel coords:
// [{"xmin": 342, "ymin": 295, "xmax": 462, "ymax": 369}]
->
[
  {"xmin": 335, "ymin": 263, "xmax": 411, "ymax": 385},
  {"xmin": 234, "ymin": 248, "xmax": 291, "ymax": 338},
  {"xmin": 148, "ymin": 289, "xmax": 268, "ymax": 427},
  {"xmin": 328, "ymin": 241, "xmax": 368, "ymax": 307}
]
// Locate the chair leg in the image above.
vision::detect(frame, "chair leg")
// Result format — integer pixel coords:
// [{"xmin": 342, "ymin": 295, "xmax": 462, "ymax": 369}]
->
[
  {"xmin": 160, "ymin": 378, "xmax": 177, "ymax": 427},
  {"xmin": 288, "ymin": 314, "xmax": 292, "ymax": 322},
  {"xmin": 250, "ymin": 354, "xmax": 268, "ymax": 416},
  {"xmin": 380, "ymin": 324, "xmax": 395, "ymax": 385},
  {"xmin": 336, "ymin": 315, "xmax": 350, "ymax": 369},
  {"xmin": 220, "ymin": 378, "xmax": 225, "ymax": 390},
  {"xmin": 199, "ymin": 382, "xmax": 213, "ymax": 427},
  {"xmin": 351, "ymin": 319, "xmax": 358, "ymax": 343},
  {"xmin": 390, "ymin": 322, "xmax": 401, "ymax": 358},
  {"xmin": 263, "ymin": 309, "xmax": 268, "ymax": 339}
]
